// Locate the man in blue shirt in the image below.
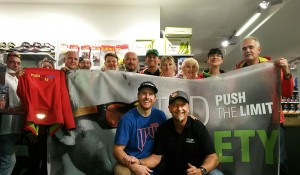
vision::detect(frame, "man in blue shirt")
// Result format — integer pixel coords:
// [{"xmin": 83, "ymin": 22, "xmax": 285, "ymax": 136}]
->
[
  {"xmin": 113, "ymin": 81, "xmax": 167, "ymax": 175},
  {"xmin": 128, "ymin": 90, "xmax": 223, "ymax": 175}
]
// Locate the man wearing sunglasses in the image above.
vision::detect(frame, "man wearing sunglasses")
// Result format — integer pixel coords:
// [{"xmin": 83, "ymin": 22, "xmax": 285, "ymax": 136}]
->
[
  {"xmin": 236, "ymin": 36, "xmax": 293, "ymax": 175},
  {"xmin": 113, "ymin": 81, "xmax": 167, "ymax": 175},
  {"xmin": 0, "ymin": 52, "xmax": 23, "ymax": 174}
]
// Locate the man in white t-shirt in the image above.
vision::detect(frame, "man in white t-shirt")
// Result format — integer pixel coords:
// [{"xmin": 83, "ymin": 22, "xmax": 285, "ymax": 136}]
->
[{"xmin": 0, "ymin": 52, "xmax": 24, "ymax": 174}]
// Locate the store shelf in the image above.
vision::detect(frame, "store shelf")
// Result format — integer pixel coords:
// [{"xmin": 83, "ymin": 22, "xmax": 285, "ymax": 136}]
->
[
  {"xmin": 281, "ymin": 101, "xmax": 299, "ymax": 104},
  {"xmin": 284, "ymin": 115, "xmax": 300, "ymax": 126},
  {"xmin": 282, "ymin": 90, "xmax": 300, "ymax": 126},
  {"xmin": 1, "ymin": 52, "xmax": 55, "ymax": 61},
  {"xmin": 0, "ymin": 52, "xmax": 55, "ymax": 68}
]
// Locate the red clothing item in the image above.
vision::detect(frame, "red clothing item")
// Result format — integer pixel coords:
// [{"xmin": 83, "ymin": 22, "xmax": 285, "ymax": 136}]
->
[
  {"xmin": 17, "ymin": 68, "xmax": 76, "ymax": 135},
  {"xmin": 235, "ymin": 57, "xmax": 294, "ymax": 123}
]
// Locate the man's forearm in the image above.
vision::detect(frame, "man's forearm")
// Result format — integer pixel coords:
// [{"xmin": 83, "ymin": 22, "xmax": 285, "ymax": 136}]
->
[
  {"xmin": 113, "ymin": 145, "xmax": 131, "ymax": 167},
  {"xmin": 199, "ymin": 153, "xmax": 219, "ymax": 173},
  {"xmin": 140, "ymin": 154, "xmax": 162, "ymax": 168}
]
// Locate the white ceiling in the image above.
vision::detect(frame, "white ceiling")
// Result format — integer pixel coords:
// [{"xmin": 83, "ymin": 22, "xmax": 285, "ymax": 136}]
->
[{"xmin": 0, "ymin": 0, "xmax": 299, "ymax": 70}]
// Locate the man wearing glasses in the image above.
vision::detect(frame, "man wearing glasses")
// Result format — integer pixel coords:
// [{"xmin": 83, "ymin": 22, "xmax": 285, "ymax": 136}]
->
[
  {"xmin": 198, "ymin": 48, "xmax": 226, "ymax": 78},
  {"xmin": 0, "ymin": 52, "xmax": 24, "ymax": 174}
]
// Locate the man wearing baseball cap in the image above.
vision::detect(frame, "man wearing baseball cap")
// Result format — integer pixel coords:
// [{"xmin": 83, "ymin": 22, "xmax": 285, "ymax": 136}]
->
[
  {"xmin": 140, "ymin": 49, "xmax": 161, "ymax": 76},
  {"xmin": 129, "ymin": 90, "xmax": 223, "ymax": 175},
  {"xmin": 113, "ymin": 81, "xmax": 167, "ymax": 175}
]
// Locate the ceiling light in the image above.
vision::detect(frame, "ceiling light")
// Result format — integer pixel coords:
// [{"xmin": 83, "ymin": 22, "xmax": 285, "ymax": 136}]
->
[
  {"xmin": 259, "ymin": 1, "xmax": 270, "ymax": 9},
  {"xmin": 221, "ymin": 40, "xmax": 230, "ymax": 47},
  {"xmin": 221, "ymin": 36, "xmax": 238, "ymax": 48},
  {"xmin": 235, "ymin": 11, "xmax": 262, "ymax": 37}
]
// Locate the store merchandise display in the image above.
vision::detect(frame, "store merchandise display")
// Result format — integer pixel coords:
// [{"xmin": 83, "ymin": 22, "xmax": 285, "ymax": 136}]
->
[
  {"xmin": 56, "ymin": 42, "xmax": 130, "ymax": 69},
  {"xmin": 0, "ymin": 42, "xmax": 15, "ymax": 52},
  {"xmin": 282, "ymin": 77, "xmax": 299, "ymax": 115},
  {"xmin": 116, "ymin": 44, "xmax": 129, "ymax": 68},
  {"xmin": 91, "ymin": 46, "xmax": 101, "ymax": 67},
  {"xmin": 294, "ymin": 77, "xmax": 298, "ymax": 91},
  {"xmin": 0, "ymin": 41, "xmax": 55, "ymax": 56}
]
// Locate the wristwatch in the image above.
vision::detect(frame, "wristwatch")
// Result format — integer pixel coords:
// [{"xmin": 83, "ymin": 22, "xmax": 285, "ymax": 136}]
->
[{"xmin": 199, "ymin": 166, "xmax": 207, "ymax": 175}]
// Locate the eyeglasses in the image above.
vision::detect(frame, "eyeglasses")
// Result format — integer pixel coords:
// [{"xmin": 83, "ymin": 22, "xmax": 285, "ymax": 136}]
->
[
  {"xmin": 241, "ymin": 45, "xmax": 255, "ymax": 51},
  {"xmin": 208, "ymin": 54, "xmax": 222, "ymax": 58}
]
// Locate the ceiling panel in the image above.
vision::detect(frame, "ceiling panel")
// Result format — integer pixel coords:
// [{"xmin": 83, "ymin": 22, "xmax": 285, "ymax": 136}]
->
[{"xmin": 1, "ymin": 0, "xmax": 298, "ymax": 71}]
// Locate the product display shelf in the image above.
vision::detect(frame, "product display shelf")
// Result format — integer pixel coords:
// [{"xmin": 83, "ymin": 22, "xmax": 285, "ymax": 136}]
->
[
  {"xmin": 283, "ymin": 90, "xmax": 300, "ymax": 126},
  {"xmin": 1, "ymin": 52, "xmax": 54, "ymax": 61},
  {"xmin": 0, "ymin": 52, "xmax": 55, "ymax": 68}
]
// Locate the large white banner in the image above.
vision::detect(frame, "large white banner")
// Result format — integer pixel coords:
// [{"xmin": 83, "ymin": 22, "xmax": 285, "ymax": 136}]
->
[{"xmin": 49, "ymin": 63, "xmax": 281, "ymax": 175}]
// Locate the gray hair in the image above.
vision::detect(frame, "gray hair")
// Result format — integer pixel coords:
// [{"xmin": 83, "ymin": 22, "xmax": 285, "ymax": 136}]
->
[{"xmin": 241, "ymin": 36, "xmax": 261, "ymax": 48}]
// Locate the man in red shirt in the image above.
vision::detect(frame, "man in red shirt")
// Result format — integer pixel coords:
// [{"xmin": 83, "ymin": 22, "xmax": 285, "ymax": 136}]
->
[{"xmin": 236, "ymin": 36, "xmax": 293, "ymax": 175}]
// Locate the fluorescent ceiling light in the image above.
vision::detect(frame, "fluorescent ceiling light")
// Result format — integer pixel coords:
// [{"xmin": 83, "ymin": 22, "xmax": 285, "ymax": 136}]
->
[
  {"xmin": 260, "ymin": 1, "xmax": 270, "ymax": 9},
  {"xmin": 235, "ymin": 12, "xmax": 262, "ymax": 36},
  {"xmin": 221, "ymin": 40, "xmax": 230, "ymax": 47}
]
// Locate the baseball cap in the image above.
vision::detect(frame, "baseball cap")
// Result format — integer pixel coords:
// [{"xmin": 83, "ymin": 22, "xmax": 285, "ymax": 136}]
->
[
  {"xmin": 146, "ymin": 49, "xmax": 159, "ymax": 57},
  {"xmin": 207, "ymin": 48, "xmax": 223, "ymax": 58},
  {"xmin": 138, "ymin": 81, "xmax": 158, "ymax": 94},
  {"xmin": 169, "ymin": 90, "xmax": 189, "ymax": 105}
]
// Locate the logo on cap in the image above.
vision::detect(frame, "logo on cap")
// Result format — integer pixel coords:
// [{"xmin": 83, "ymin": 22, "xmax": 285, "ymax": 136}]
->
[
  {"xmin": 169, "ymin": 90, "xmax": 189, "ymax": 105},
  {"xmin": 138, "ymin": 81, "xmax": 158, "ymax": 94},
  {"xmin": 171, "ymin": 91, "xmax": 179, "ymax": 98}
]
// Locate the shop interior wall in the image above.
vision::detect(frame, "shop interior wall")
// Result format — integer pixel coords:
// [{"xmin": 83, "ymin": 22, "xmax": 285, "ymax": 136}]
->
[{"xmin": 0, "ymin": 3, "xmax": 160, "ymax": 47}]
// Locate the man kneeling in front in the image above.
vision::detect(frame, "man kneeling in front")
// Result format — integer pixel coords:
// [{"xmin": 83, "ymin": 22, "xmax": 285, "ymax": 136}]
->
[{"xmin": 129, "ymin": 90, "xmax": 223, "ymax": 175}]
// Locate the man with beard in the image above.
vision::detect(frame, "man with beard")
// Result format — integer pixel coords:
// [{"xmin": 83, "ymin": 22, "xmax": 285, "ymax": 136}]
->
[
  {"xmin": 124, "ymin": 51, "xmax": 139, "ymax": 73},
  {"xmin": 113, "ymin": 81, "xmax": 167, "ymax": 175},
  {"xmin": 128, "ymin": 90, "xmax": 223, "ymax": 175}
]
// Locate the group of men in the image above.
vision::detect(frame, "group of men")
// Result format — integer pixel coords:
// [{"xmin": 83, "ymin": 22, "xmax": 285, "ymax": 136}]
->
[
  {"xmin": 0, "ymin": 35, "xmax": 293, "ymax": 175},
  {"xmin": 113, "ymin": 82, "xmax": 223, "ymax": 175}
]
